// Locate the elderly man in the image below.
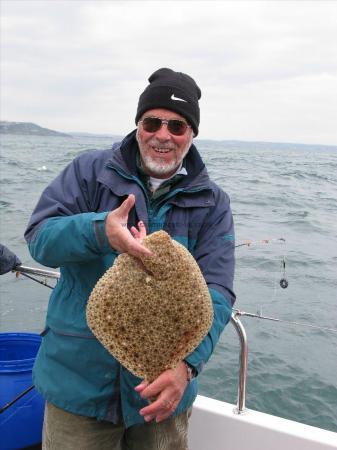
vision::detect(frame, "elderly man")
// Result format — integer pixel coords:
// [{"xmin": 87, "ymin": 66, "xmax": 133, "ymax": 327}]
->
[{"xmin": 25, "ymin": 68, "xmax": 235, "ymax": 450}]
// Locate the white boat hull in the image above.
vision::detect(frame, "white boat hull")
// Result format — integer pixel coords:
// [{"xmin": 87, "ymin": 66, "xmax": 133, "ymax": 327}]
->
[{"xmin": 188, "ymin": 395, "xmax": 337, "ymax": 450}]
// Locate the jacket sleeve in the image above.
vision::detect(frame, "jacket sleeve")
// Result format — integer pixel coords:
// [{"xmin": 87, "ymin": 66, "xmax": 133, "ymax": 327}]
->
[
  {"xmin": 185, "ymin": 187, "xmax": 235, "ymax": 374},
  {"xmin": 24, "ymin": 153, "xmax": 112, "ymax": 268},
  {"xmin": 0, "ymin": 244, "xmax": 22, "ymax": 274}
]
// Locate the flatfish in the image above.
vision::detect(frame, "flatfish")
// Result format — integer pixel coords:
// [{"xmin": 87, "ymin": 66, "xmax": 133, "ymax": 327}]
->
[{"xmin": 86, "ymin": 230, "xmax": 213, "ymax": 382}]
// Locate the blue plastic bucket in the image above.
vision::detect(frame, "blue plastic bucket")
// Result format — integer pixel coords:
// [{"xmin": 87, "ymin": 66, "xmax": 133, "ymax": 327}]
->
[{"xmin": 0, "ymin": 333, "xmax": 44, "ymax": 450}]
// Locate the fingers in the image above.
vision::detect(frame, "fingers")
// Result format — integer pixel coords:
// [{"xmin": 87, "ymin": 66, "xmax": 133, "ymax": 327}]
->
[
  {"xmin": 140, "ymin": 396, "xmax": 179, "ymax": 423},
  {"xmin": 155, "ymin": 399, "xmax": 178, "ymax": 422},
  {"xmin": 125, "ymin": 220, "xmax": 151, "ymax": 258},
  {"xmin": 130, "ymin": 226, "xmax": 140, "ymax": 239},
  {"xmin": 139, "ymin": 362, "xmax": 187, "ymax": 400},
  {"xmin": 137, "ymin": 221, "xmax": 147, "ymax": 240},
  {"xmin": 134, "ymin": 380, "xmax": 149, "ymax": 393},
  {"xmin": 117, "ymin": 194, "xmax": 135, "ymax": 218},
  {"xmin": 130, "ymin": 221, "xmax": 146, "ymax": 241},
  {"xmin": 144, "ymin": 415, "xmax": 155, "ymax": 422},
  {"xmin": 138, "ymin": 376, "xmax": 167, "ymax": 400},
  {"xmin": 136, "ymin": 366, "xmax": 188, "ymax": 423},
  {"xmin": 125, "ymin": 238, "xmax": 152, "ymax": 258},
  {"xmin": 105, "ymin": 201, "xmax": 152, "ymax": 258}
]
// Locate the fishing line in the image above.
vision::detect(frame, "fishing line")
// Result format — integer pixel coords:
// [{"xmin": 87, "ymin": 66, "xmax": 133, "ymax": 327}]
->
[
  {"xmin": 17, "ymin": 271, "xmax": 55, "ymax": 289},
  {"xmin": 279, "ymin": 255, "xmax": 288, "ymax": 289},
  {"xmin": 235, "ymin": 237, "xmax": 286, "ymax": 249},
  {"xmin": 235, "ymin": 237, "xmax": 288, "ymax": 293},
  {"xmin": 233, "ymin": 309, "xmax": 337, "ymax": 334}
]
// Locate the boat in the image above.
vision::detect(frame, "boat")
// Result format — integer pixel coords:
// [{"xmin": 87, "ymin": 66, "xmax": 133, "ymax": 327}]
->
[
  {"xmin": 189, "ymin": 314, "xmax": 337, "ymax": 450},
  {"xmin": 1, "ymin": 263, "xmax": 337, "ymax": 450}
]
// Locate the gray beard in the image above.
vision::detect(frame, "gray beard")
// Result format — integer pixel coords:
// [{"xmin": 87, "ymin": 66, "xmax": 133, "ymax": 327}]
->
[
  {"xmin": 136, "ymin": 130, "xmax": 192, "ymax": 177},
  {"xmin": 140, "ymin": 153, "xmax": 182, "ymax": 177}
]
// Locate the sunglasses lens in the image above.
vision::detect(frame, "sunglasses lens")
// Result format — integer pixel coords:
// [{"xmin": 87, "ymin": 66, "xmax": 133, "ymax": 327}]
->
[
  {"xmin": 167, "ymin": 120, "xmax": 187, "ymax": 136},
  {"xmin": 142, "ymin": 117, "xmax": 162, "ymax": 133},
  {"xmin": 141, "ymin": 117, "xmax": 188, "ymax": 136}
]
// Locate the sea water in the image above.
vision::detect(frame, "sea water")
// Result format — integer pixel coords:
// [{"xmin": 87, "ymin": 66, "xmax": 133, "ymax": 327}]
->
[{"xmin": 0, "ymin": 134, "xmax": 336, "ymax": 433}]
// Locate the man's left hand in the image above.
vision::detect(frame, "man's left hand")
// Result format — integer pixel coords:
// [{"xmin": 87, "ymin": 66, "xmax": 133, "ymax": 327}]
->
[{"xmin": 135, "ymin": 361, "xmax": 188, "ymax": 423}]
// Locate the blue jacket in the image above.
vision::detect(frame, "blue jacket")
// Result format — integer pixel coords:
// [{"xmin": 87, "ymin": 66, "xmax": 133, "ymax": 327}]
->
[{"xmin": 25, "ymin": 131, "xmax": 235, "ymax": 427}]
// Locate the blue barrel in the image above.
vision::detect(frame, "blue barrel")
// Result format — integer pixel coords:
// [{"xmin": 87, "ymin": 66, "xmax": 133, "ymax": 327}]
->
[{"xmin": 0, "ymin": 333, "xmax": 44, "ymax": 450}]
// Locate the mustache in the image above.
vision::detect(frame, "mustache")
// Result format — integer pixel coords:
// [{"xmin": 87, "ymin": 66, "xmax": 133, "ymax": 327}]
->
[{"xmin": 147, "ymin": 138, "xmax": 177, "ymax": 150}]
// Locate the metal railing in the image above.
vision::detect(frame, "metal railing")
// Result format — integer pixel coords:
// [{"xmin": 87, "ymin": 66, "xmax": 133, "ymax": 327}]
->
[
  {"xmin": 14, "ymin": 265, "xmax": 60, "ymax": 279},
  {"xmin": 231, "ymin": 312, "xmax": 248, "ymax": 414}
]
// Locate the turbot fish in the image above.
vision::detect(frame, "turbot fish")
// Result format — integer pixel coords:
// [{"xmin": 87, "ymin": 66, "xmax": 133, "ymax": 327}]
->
[{"xmin": 86, "ymin": 230, "xmax": 213, "ymax": 382}]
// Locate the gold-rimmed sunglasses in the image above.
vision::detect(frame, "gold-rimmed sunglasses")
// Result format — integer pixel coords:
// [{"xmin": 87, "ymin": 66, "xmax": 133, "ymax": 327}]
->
[{"xmin": 139, "ymin": 117, "xmax": 191, "ymax": 136}]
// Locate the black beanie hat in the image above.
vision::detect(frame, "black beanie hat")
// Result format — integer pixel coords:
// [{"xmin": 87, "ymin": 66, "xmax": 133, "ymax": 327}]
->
[{"xmin": 135, "ymin": 68, "xmax": 202, "ymax": 136}]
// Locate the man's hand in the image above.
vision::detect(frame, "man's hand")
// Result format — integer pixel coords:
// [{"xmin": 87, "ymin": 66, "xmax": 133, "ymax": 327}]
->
[
  {"xmin": 135, "ymin": 362, "xmax": 188, "ymax": 423},
  {"xmin": 105, "ymin": 194, "xmax": 152, "ymax": 258}
]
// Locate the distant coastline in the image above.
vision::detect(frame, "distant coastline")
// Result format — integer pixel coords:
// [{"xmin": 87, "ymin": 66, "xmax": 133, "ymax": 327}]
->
[
  {"xmin": 0, "ymin": 121, "xmax": 71, "ymax": 137},
  {"xmin": 1, "ymin": 121, "xmax": 336, "ymax": 150}
]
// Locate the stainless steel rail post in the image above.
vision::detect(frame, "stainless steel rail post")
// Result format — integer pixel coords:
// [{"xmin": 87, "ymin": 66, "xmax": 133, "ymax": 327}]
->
[
  {"xmin": 231, "ymin": 312, "xmax": 248, "ymax": 414},
  {"xmin": 13, "ymin": 265, "xmax": 60, "ymax": 279}
]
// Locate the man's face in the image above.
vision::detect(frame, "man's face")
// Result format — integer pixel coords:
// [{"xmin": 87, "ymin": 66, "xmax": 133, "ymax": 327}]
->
[{"xmin": 136, "ymin": 108, "xmax": 193, "ymax": 179}]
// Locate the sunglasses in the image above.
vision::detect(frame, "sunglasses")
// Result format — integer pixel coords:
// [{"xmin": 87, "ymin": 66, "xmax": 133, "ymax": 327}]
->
[{"xmin": 139, "ymin": 117, "xmax": 191, "ymax": 136}]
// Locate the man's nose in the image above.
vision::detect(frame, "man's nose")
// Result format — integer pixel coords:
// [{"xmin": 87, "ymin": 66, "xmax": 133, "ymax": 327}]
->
[{"xmin": 154, "ymin": 123, "xmax": 171, "ymax": 141}]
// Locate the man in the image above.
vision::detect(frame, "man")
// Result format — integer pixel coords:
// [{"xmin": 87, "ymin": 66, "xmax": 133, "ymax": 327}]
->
[{"xmin": 25, "ymin": 68, "xmax": 235, "ymax": 450}]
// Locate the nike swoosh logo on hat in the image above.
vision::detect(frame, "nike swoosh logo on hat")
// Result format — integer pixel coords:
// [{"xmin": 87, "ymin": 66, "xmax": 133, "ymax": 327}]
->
[{"xmin": 171, "ymin": 94, "xmax": 187, "ymax": 102}]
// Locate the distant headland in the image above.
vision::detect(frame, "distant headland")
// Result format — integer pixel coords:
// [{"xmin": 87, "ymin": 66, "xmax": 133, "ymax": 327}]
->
[{"xmin": 0, "ymin": 121, "xmax": 71, "ymax": 137}]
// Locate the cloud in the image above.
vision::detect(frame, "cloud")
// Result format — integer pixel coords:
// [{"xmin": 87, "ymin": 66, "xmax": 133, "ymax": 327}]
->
[{"xmin": 1, "ymin": 1, "xmax": 337, "ymax": 144}]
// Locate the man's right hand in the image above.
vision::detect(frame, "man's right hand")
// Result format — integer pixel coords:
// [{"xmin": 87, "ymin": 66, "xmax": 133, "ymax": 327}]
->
[{"xmin": 105, "ymin": 194, "xmax": 152, "ymax": 259}]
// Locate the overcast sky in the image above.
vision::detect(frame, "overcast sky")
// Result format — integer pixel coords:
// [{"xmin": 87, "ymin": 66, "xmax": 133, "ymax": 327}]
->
[{"xmin": 1, "ymin": 1, "xmax": 337, "ymax": 145}]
